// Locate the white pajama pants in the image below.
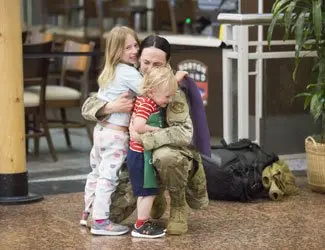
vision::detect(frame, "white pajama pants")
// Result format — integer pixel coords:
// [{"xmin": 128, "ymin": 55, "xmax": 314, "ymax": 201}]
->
[{"xmin": 84, "ymin": 124, "xmax": 129, "ymax": 220}]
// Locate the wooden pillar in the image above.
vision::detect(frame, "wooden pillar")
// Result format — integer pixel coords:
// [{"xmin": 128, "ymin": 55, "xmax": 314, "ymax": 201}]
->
[{"xmin": 0, "ymin": 0, "xmax": 42, "ymax": 204}]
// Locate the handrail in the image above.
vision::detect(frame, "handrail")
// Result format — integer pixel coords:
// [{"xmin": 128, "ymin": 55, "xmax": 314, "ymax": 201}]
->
[
  {"xmin": 217, "ymin": 13, "xmax": 274, "ymax": 25},
  {"xmin": 218, "ymin": 9, "xmax": 315, "ymax": 146},
  {"xmin": 218, "ymin": 13, "xmax": 311, "ymax": 26}
]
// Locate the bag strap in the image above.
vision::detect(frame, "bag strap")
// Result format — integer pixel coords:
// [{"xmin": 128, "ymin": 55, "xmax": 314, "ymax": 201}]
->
[{"xmin": 211, "ymin": 138, "xmax": 256, "ymax": 150}]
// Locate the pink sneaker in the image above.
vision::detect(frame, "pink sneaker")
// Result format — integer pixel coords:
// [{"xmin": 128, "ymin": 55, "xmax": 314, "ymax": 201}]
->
[{"xmin": 91, "ymin": 219, "xmax": 129, "ymax": 236}]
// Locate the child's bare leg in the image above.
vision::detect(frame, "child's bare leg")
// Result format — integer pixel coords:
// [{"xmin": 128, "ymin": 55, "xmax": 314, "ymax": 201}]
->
[
  {"xmin": 132, "ymin": 195, "xmax": 165, "ymax": 238},
  {"xmin": 137, "ymin": 196, "xmax": 156, "ymax": 220}
]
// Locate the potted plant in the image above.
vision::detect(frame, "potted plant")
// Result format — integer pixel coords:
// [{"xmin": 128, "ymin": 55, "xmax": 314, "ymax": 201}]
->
[{"xmin": 268, "ymin": 0, "xmax": 325, "ymax": 193}]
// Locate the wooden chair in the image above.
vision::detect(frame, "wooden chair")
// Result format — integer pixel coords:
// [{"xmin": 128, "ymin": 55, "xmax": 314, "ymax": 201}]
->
[
  {"xmin": 25, "ymin": 31, "xmax": 54, "ymax": 44},
  {"xmin": 25, "ymin": 32, "xmax": 64, "ymax": 85},
  {"xmin": 27, "ymin": 40, "xmax": 95, "ymax": 147},
  {"xmin": 23, "ymin": 41, "xmax": 58, "ymax": 161}
]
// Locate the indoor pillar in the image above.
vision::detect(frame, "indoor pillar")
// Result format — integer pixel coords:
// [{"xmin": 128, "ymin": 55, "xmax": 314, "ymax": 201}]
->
[{"xmin": 0, "ymin": 0, "xmax": 42, "ymax": 204}]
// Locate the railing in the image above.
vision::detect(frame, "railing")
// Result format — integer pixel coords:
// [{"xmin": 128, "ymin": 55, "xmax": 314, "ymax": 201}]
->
[{"xmin": 218, "ymin": 13, "xmax": 316, "ymax": 144}]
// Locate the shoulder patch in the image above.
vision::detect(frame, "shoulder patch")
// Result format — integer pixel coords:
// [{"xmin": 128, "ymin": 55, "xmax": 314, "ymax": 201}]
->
[
  {"xmin": 170, "ymin": 102, "xmax": 185, "ymax": 113},
  {"xmin": 166, "ymin": 90, "xmax": 189, "ymax": 124}
]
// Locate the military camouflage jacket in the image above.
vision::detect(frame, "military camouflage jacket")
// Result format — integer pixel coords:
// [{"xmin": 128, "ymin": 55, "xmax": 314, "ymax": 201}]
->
[
  {"xmin": 81, "ymin": 90, "xmax": 200, "ymax": 161},
  {"xmin": 81, "ymin": 95, "xmax": 109, "ymax": 122}
]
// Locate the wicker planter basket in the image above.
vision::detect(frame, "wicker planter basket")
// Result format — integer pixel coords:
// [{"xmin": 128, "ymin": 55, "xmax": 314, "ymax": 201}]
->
[{"xmin": 305, "ymin": 136, "xmax": 325, "ymax": 193}]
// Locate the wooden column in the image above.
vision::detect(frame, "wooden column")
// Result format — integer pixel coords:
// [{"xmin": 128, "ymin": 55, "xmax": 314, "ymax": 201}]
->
[{"xmin": 0, "ymin": 0, "xmax": 42, "ymax": 204}]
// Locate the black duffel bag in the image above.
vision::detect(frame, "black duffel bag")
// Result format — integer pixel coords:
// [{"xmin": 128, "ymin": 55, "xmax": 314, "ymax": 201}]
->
[{"xmin": 201, "ymin": 139, "xmax": 279, "ymax": 202}]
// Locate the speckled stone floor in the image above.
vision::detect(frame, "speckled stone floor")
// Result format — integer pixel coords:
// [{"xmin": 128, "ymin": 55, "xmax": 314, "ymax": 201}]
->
[
  {"xmin": 1, "ymin": 126, "xmax": 321, "ymax": 249},
  {"xmin": 1, "ymin": 176, "xmax": 324, "ymax": 250}
]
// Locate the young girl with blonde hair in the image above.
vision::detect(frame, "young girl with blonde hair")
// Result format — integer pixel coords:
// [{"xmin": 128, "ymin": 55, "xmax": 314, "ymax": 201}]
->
[{"xmin": 81, "ymin": 26, "xmax": 142, "ymax": 236}]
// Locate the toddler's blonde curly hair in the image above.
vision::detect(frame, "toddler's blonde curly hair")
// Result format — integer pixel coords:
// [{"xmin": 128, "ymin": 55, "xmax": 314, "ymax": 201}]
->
[{"xmin": 139, "ymin": 66, "xmax": 178, "ymax": 97}]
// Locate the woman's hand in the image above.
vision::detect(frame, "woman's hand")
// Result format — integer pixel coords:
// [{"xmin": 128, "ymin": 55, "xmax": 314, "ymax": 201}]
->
[
  {"xmin": 175, "ymin": 70, "xmax": 188, "ymax": 83},
  {"xmin": 105, "ymin": 92, "xmax": 134, "ymax": 114}
]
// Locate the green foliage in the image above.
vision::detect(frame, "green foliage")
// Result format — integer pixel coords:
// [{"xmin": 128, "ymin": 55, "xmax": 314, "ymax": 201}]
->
[
  {"xmin": 268, "ymin": 0, "xmax": 325, "ymax": 141},
  {"xmin": 296, "ymin": 83, "xmax": 325, "ymax": 119}
]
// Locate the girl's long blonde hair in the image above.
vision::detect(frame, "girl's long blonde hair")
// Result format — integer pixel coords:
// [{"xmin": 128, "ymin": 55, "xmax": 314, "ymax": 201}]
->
[
  {"xmin": 140, "ymin": 66, "xmax": 178, "ymax": 97},
  {"xmin": 98, "ymin": 26, "xmax": 139, "ymax": 88}
]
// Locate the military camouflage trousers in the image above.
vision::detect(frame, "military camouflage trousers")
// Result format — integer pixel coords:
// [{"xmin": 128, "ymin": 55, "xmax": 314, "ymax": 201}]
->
[{"xmin": 152, "ymin": 146, "xmax": 209, "ymax": 209}]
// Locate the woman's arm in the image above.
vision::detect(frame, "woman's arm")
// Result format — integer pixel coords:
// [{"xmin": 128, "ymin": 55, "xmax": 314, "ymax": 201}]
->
[
  {"xmin": 138, "ymin": 90, "xmax": 193, "ymax": 151},
  {"xmin": 81, "ymin": 92, "xmax": 134, "ymax": 122},
  {"xmin": 81, "ymin": 95, "xmax": 108, "ymax": 122}
]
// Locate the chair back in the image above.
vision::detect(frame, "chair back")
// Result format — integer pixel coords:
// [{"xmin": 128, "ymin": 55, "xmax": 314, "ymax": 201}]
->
[
  {"xmin": 26, "ymin": 31, "xmax": 54, "ymax": 44},
  {"xmin": 61, "ymin": 40, "xmax": 95, "ymax": 99},
  {"xmin": 23, "ymin": 41, "xmax": 53, "ymax": 81},
  {"xmin": 62, "ymin": 40, "xmax": 95, "ymax": 73},
  {"xmin": 23, "ymin": 41, "xmax": 53, "ymax": 109}
]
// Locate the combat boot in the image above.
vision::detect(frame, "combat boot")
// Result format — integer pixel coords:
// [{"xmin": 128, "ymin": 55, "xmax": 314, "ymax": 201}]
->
[
  {"xmin": 151, "ymin": 188, "xmax": 167, "ymax": 219},
  {"xmin": 167, "ymin": 191, "xmax": 188, "ymax": 235},
  {"xmin": 186, "ymin": 161, "xmax": 209, "ymax": 209}
]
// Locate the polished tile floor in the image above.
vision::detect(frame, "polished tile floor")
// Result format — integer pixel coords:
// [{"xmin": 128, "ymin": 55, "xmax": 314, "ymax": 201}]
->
[
  {"xmin": 1, "ymin": 128, "xmax": 324, "ymax": 249},
  {"xmin": 1, "ymin": 175, "xmax": 325, "ymax": 249}
]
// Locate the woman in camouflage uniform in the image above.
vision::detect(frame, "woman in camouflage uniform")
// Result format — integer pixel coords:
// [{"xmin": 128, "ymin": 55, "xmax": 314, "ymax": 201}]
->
[{"xmin": 82, "ymin": 35, "xmax": 209, "ymax": 235}]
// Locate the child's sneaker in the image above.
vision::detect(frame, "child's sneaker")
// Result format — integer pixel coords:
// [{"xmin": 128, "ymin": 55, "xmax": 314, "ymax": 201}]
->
[
  {"xmin": 90, "ymin": 219, "xmax": 129, "ymax": 236},
  {"xmin": 80, "ymin": 211, "xmax": 89, "ymax": 226},
  {"xmin": 131, "ymin": 221, "xmax": 166, "ymax": 239}
]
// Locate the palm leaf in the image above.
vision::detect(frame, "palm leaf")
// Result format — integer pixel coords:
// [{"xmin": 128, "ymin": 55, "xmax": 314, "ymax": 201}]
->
[
  {"xmin": 295, "ymin": 92, "xmax": 313, "ymax": 98},
  {"xmin": 307, "ymin": 82, "xmax": 325, "ymax": 89},
  {"xmin": 310, "ymin": 93, "xmax": 323, "ymax": 120},
  {"xmin": 267, "ymin": 1, "xmax": 292, "ymax": 46},
  {"xmin": 268, "ymin": 0, "xmax": 325, "ymax": 137},
  {"xmin": 284, "ymin": 1, "xmax": 298, "ymax": 40},
  {"xmin": 317, "ymin": 48, "xmax": 325, "ymax": 83},
  {"xmin": 272, "ymin": 0, "xmax": 292, "ymax": 14},
  {"xmin": 268, "ymin": 1, "xmax": 298, "ymax": 46},
  {"xmin": 304, "ymin": 95, "xmax": 313, "ymax": 109},
  {"xmin": 312, "ymin": 0, "xmax": 322, "ymax": 44}
]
